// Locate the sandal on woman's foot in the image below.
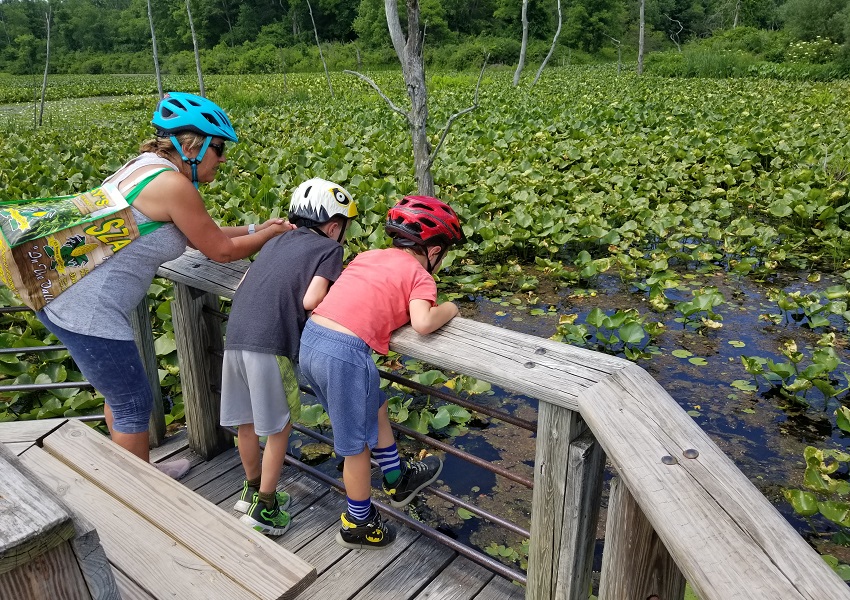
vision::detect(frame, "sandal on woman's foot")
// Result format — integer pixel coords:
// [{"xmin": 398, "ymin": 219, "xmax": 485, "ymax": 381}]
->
[{"xmin": 154, "ymin": 458, "xmax": 191, "ymax": 479}]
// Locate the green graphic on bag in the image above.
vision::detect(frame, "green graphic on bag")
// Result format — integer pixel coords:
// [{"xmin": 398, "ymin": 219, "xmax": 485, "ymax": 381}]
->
[{"xmin": 0, "ymin": 183, "xmax": 140, "ymax": 311}]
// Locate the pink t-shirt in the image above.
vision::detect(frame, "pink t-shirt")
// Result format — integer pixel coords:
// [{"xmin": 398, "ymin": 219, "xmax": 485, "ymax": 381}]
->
[{"xmin": 312, "ymin": 248, "xmax": 437, "ymax": 354}]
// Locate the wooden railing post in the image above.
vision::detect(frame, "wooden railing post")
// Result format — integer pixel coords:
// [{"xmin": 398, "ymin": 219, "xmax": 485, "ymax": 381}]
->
[
  {"xmin": 130, "ymin": 297, "xmax": 165, "ymax": 448},
  {"xmin": 171, "ymin": 282, "xmax": 229, "ymax": 459},
  {"xmin": 527, "ymin": 403, "xmax": 605, "ymax": 600},
  {"xmin": 599, "ymin": 477, "xmax": 685, "ymax": 600}
]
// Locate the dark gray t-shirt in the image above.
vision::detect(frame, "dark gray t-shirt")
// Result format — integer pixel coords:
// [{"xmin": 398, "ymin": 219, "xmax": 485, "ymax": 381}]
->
[{"xmin": 224, "ymin": 227, "xmax": 343, "ymax": 359}]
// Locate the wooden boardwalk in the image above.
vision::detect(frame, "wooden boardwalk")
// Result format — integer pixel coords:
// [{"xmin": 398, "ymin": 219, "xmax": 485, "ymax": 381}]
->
[
  {"xmin": 3, "ymin": 419, "xmax": 525, "ymax": 600},
  {"xmin": 151, "ymin": 431, "xmax": 526, "ymax": 600}
]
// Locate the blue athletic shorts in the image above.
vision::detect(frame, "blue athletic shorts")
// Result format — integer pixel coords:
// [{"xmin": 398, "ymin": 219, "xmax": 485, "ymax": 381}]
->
[
  {"xmin": 37, "ymin": 310, "xmax": 153, "ymax": 434},
  {"xmin": 299, "ymin": 319, "xmax": 385, "ymax": 456}
]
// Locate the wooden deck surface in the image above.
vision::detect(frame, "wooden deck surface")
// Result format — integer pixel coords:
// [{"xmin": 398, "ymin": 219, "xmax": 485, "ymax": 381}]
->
[{"xmin": 1, "ymin": 420, "xmax": 525, "ymax": 600}]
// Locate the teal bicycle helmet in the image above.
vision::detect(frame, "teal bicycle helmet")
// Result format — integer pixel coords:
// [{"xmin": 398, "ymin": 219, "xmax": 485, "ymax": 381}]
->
[
  {"xmin": 151, "ymin": 92, "xmax": 237, "ymax": 188},
  {"xmin": 151, "ymin": 92, "xmax": 238, "ymax": 142}
]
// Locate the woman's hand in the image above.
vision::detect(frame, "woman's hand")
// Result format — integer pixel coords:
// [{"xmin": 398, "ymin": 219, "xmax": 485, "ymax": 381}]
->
[{"xmin": 258, "ymin": 218, "xmax": 295, "ymax": 236}]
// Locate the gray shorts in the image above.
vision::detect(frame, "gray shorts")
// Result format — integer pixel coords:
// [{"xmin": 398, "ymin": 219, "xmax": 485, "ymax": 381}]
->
[
  {"xmin": 299, "ymin": 319, "xmax": 385, "ymax": 456},
  {"xmin": 220, "ymin": 350, "xmax": 294, "ymax": 436}
]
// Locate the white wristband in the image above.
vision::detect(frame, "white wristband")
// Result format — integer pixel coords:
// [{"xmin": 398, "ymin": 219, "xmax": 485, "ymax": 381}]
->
[{"xmin": 248, "ymin": 223, "xmax": 256, "ymax": 235}]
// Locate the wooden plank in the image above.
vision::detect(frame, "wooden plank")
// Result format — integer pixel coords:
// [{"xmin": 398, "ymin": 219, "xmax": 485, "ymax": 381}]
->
[
  {"xmin": 112, "ymin": 569, "xmax": 156, "ymax": 600},
  {"xmin": 41, "ymin": 419, "xmax": 317, "ymax": 600},
  {"xmin": 579, "ymin": 365, "xmax": 850, "ymax": 600},
  {"xmin": 412, "ymin": 555, "xmax": 494, "ymax": 600},
  {"xmin": 526, "ymin": 403, "xmax": 585, "ymax": 600},
  {"xmin": 19, "ymin": 446, "xmax": 257, "ymax": 600},
  {"xmin": 0, "ymin": 444, "xmax": 75, "ymax": 576},
  {"xmin": 280, "ymin": 486, "xmax": 344, "ymax": 553},
  {"xmin": 473, "ymin": 574, "xmax": 526, "ymax": 600},
  {"xmin": 352, "ymin": 535, "xmax": 456, "ymax": 599},
  {"xmin": 148, "ymin": 429, "xmax": 188, "ymax": 462},
  {"xmin": 171, "ymin": 282, "xmax": 229, "ymax": 458},
  {"xmin": 158, "ymin": 249, "xmax": 250, "ymax": 298},
  {"xmin": 0, "ymin": 541, "xmax": 92, "ymax": 600},
  {"xmin": 1, "ymin": 443, "xmax": 118, "ymax": 599},
  {"xmin": 0, "ymin": 419, "xmax": 66, "ymax": 445},
  {"xmin": 390, "ymin": 317, "xmax": 630, "ymax": 413},
  {"xmin": 295, "ymin": 526, "xmax": 419, "ymax": 599},
  {"xmin": 555, "ymin": 429, "xmax": 606, "ymax": 600},
  {"xmin": 599, "ymin": 477, "xmax": 684, "ymax": 600},
  {"xmin": 129, "ymin": 297, "xmax": 165, "ymax": 448}
]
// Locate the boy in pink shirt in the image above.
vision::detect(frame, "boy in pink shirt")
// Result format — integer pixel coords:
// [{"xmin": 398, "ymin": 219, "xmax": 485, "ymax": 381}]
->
[{"xmin": 299, "ymin": 196, "xmax": 465, "ymax": 549}]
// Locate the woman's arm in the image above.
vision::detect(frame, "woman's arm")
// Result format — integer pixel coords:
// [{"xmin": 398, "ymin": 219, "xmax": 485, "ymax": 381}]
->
[
  {"xmin": 220, "ymin": 218, "xmax": 290, "ymax": 238},
  {"xmin": 135, "ymin": 172, "xmax": 291, "ymax": 262}
]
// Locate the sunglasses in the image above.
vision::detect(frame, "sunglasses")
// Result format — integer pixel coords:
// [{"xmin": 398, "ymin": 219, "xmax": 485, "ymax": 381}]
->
[{"xmin": 208, "ymin": 141, "xmax": 226, "ymax": 157}]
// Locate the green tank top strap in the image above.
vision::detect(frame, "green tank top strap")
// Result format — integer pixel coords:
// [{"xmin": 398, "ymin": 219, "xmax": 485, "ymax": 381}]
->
[{"xmin": 124, "ymin": 168, "xmax": 172, "ymax": 236}]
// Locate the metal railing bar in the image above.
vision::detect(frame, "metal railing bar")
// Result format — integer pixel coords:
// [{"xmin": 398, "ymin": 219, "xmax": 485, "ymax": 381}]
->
[
  {"xmin": 392, "ymin": 422, "xmax": 535, "ymax": 489},
  {"xmin": 2, "ymin": 381, "xmax": 93, "ymax": 392},
  {"xmin": 379, "ymin": 370, "xmax": 538, "ymax": 432},
  {"xmin": 202, "ymin": 305, "xmax": 229, "ymax": 320},
  {"xmin": 0, "ymin": 345, "xmax": 67, "ymax": 355},
  {"xmin": 0, "ymin": 306, "xmax": 32, "ymax": 313},
  {"xmin": 289, "ymin": 423, "xmax": 531, "ymax": 538}
]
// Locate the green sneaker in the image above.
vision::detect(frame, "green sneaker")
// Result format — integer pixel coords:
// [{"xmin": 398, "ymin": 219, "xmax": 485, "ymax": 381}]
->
[
  {"xmin": 383, "ymin": 455, "xmax": 443, "ymax": 508},
  {"xmin": 239, "ymin": 494, "xmax": 291, "ymax": 536},
  {"xmin": 335, "ymin": 508, "xmax": 395, "ymax": 550},
  {"xmin": 233, "ymin": 480, "xmax": 291, "ymax": 514}
]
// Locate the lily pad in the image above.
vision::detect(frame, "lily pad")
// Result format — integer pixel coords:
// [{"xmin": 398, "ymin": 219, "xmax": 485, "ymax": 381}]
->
[
  {"xmin": 672, "ymin": 349, "xmax": 693, "ymax": 358},
  {"xmin": 688, "ymin": 357, "xmax": 708, "ymax": 366}
]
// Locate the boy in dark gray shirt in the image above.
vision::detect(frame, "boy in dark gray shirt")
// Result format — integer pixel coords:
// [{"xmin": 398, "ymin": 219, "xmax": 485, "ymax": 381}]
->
[{"xmin": 221, "ymin": 178, "xmax": 357, "ymax": 535}]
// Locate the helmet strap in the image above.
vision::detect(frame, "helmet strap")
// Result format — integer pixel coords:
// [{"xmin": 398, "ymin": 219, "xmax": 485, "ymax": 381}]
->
[
  {"xmin": 169, "ymin": 135, "xmax": 212, "ymax": 189},
  {"xmin": 424, "ymin": 246, "xmax": 446, "ymax": 274}
]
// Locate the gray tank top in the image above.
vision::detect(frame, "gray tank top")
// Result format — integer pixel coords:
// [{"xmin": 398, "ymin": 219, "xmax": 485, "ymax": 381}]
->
[{"xmin": 43, "ymin": 154, "xmax": 188, "ymax": 340}]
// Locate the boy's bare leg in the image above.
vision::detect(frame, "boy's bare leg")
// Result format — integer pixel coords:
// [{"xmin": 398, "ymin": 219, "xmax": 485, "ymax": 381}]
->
[
  {"xmin": 237, "ymin": 423, "xmax": 261, "ymax": 481},
  {"xmin": 343, "ymin": 446, "xmax": 373, "ymax": 500},
  {"xmin": 376, "ymin": 400, "xmax": 394, "ymax": 447},
  {"xmin": 261, "ymin": 422, "xmax": 292, "ymax": 494}
]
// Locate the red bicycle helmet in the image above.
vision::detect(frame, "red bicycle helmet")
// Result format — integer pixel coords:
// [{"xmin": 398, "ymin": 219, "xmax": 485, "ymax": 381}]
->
[{"xmin": 385, "ymin": 196, "xmax": 465, "ymax": 248}]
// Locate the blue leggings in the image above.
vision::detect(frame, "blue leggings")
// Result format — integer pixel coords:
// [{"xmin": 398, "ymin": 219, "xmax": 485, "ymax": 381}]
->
[{"xmin": 37, "ymin": 311, "xmax": 153, "ymax": 434}]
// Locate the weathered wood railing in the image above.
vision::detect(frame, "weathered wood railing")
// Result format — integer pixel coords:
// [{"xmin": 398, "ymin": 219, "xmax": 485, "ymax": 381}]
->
[{"xmin": 156, "ymin": 249, "xmax": 850, "ymax": 600}]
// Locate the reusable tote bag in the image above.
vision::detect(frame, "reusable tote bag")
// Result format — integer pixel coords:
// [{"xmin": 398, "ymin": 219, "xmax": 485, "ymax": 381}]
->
[{"xmin": 0, "ymin": 183, "xmax": 142, "ymax": 311}]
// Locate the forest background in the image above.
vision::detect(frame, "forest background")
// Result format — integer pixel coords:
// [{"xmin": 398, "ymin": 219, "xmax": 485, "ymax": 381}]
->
[{"xmin": 0, "ymin": 0, "xmax": 849, "ymax": 79}]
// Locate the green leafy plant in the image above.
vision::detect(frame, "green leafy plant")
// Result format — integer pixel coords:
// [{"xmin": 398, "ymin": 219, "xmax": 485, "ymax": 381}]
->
[
  {"xmin": 784, "ymin": 446, "xmax": 850, "ymax": 581},
  {"xmin": 552, "ymin": 308, "xmax": 664, "ymax": 361},
  {"xmin": 673, "ymin": 287, "xmax": 725, "ymax": 330}
]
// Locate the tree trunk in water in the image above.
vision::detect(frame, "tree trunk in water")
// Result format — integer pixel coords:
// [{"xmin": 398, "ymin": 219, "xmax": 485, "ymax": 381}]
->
[
  {"xmin": 531, "ymin": 0, "xmax": 561, "ymax": 87},
  {"xmin": 186, "ymin": 0, "xmax": 205, "ymax": 97},
  {"xmin": 733, "ymin": 0, "xmax": 741, "ymax": 28},
  {"xmin": 38, "ymin": 7, "xmax": 50, "ymax": 127},
  {"xmin": 513, "ymin": 0, "xmax": 529, "ymax": 87},
  {"xmin": 385, "ymin": 0, "xmax": 434, "ymax": 196},
  {"xmin": 147, "ymin": 0, "xmax": 162, "ymax": 98},
  {"xmin": 637, "ymin": 0, "xmax": 645, "ymax": 75}
]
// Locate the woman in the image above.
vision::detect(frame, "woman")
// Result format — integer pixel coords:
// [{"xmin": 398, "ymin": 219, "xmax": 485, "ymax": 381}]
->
[{"xmin": 36, "ymin": 92, "xmax": 292, "ymax": 478}]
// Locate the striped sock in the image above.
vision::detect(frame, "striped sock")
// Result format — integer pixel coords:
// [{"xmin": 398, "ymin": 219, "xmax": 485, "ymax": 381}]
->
[
  {"xmin": 372, "ymin": 443, "xmax": 401, "ymax": 484},
  {"xmin": 347, "ymin": 496, "xmax": 372, "ymax": 523}
]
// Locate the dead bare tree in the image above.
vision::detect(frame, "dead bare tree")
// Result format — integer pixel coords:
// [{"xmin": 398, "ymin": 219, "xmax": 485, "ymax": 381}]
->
[
  {"xmin": 733, "ymin": 0, "xmax": 741, "ymax": 28},
  {"xmin": 513, "ymin": 0, "xmax": 529, "ymax": 86},
  {"xmin": 637, "ymin": 0, "xmax": 645, "ymax": 75},
  {"xmin": 605, "ymin": 34, "xmax": 622, "ymax": 75},
  {"xmin": 531, "ymin": 0, "xmax": 562, "ymax": 87},
  {"xmin": 38, "ymin": 5, "xmax": 51, "ymax": 127},
  {"xmin": 343, "ymin": 0, "xmax": 487, "ymax": 196},
  {"xmin": 665, "ymin": 14, "xmax": 683, "ymax": 52},
  {"xmin": 185, "ymin": 0, "xmax": 205, "ymax": 96},
  {"xmin": 306, "ymin": 0, "xmax": 333, "ymax": 98},
  {"xmin": 147, "ymin": 0, "xmax": 163, "ymax": 98}
]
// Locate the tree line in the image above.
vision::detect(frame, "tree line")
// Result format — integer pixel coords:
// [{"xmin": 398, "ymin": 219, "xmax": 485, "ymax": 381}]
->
[{"xmin": 0, "ymin": 0, "xmax": 847, "ymax": 75}]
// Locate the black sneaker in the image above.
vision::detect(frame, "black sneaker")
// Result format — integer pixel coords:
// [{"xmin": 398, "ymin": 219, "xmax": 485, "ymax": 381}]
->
[
  {"xmin": 233, "ymin": 480, "xmax": 291, "ymax": 514},
  {"xmin": 335, "ymin": 508, "xmax": 396, "ymax": 550},
  {"xmin": 239, "ymin": 494, "xmax": 291, "ymax": 536},
  {"xmin": 383, "ymin": 455, "xmax": 443, "ymax": 508}
]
